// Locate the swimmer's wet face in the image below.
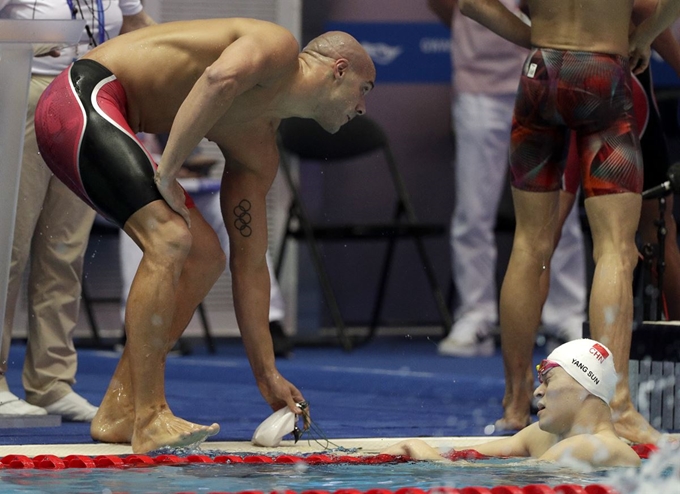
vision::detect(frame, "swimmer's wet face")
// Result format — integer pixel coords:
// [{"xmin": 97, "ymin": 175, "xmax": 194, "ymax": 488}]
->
[
  {"xmin": 320, "ymin": 63, "xmax": 375, "ymax": 134},
  {"xmin": 534, "ymin": 366, "xmax": 590, "ymax": 435}
]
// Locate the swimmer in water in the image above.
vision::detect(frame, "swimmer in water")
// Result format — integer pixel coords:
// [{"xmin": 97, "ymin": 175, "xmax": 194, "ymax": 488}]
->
[
  {"xmin": 34, "ymin": 18, "xmax": 375, "ymax": 454},
  {"xmin": 382, "ymin": 339, "xmax": 641, "ymax": 468}
]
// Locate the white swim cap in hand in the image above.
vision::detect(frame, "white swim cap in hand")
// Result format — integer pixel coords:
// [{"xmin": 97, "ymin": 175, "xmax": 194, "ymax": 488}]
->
[{"xmin": 252, "ymin": 408, "xmax": 297, "ymax": 447}]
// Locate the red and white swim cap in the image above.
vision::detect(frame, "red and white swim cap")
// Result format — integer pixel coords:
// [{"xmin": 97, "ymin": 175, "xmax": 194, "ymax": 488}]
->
[{"xmin": 545, "ymin": 338, "xmax": 617, "ymax": 405}]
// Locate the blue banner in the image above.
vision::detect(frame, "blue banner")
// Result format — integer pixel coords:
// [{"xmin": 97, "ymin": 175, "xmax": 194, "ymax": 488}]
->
[{"xmin": 326, "ymin": 22, "xmax": 452, "ymax": 83}]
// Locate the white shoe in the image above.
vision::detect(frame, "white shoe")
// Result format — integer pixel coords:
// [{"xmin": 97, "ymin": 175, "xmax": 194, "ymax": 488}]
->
[
  {"xmin": 44, "ymin": 392, "xmax": 98, "ymax": 422},
  {"xmin": 0, "ymin": 391, "xmax": 47, "ymax": 416},
  {"xmin": 438, "ymin": 319, "xmax": 495, "ymax": 357}
]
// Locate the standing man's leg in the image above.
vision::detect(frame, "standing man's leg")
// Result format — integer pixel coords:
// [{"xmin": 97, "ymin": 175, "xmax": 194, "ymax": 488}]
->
[
  {"xmin": 22, "ymin": 175, "xmax": 96, "ymax": 418},
  {"xmin": 497, "ymin": 188, "xmax": 560, "ymax": 430},
  {"xmin": 16, "ymin": 74, "xmax": 98, "ymax": 420},
  {"xmin": 439, "ymin": 93, "xmax": 515, "ymax": 357},
  {"xmin": 541, "ymin": 200, "xmax": 587, "ymax": 348},
  {"xmin": 585, "ymin": 192, "xmax": 660, "ymax": 444}
]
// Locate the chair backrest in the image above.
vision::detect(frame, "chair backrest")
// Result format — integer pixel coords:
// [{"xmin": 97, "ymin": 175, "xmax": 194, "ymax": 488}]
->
[{"xmin": 278, "ymin": 116, "xmax": 388, "ymax": 161}]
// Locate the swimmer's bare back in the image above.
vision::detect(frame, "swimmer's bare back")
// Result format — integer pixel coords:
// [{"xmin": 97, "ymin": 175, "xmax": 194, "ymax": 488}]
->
[
  {"xmin": 81, "ymin": 18, "xmax": 297, "ymax": 135},
  {"xmin": 526, "ymin": 0, "xmax": 634, "ymax": 56}
]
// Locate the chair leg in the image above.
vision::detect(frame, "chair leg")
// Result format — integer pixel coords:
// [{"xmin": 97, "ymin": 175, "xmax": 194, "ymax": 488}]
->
[
  {"xmin": 274, "ymin": 204, "xmax": 295, "ymax": 279},
  {"xmin": 358, "ymin": 236, "xmax": 398, "ymax": 347},
  {"xmin": 277, "ymin": 157, "xmax": 353, "ymax": 350},
  {"xmin": 303, "ymin": 236, "xmax": 353, "ymax": 351},
  {"xmin": 197, "ymin": 302, "xmax": 217, "ymax": 354},
  {"xmin": 413, "ymin": 236, "xmax": 453, "ymax": 334}
]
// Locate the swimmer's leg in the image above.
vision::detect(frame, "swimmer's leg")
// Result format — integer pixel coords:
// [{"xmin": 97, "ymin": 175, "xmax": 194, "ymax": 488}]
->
[
  {"xmin": 585, "ymin": 192, "xmax": 660, "ymax": 444},
  {"xmin": 497, "ymin": 188, "xmax": 560, "ymax": 431},
  {"xmin": 91, "ymin": 202, "xmax": 225, "ymax": 453}
]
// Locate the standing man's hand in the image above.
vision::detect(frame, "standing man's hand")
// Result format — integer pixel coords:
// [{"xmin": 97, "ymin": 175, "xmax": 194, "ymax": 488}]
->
[
  {"xmin": 154, "ymin": 171, "xmax": 191, "ymax": 227},
  {"xmin": 257, "ymin": 371, "xmax": 310, "ymax": 429}
]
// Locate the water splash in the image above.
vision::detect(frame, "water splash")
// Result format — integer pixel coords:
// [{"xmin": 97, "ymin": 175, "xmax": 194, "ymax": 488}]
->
[{"xmin": 606, "ymin": 440, "xmax": 680, "ymax": 492}]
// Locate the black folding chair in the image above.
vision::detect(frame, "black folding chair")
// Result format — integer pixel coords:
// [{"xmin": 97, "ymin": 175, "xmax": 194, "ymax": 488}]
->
[{"xmin": 275, "ymin": 116, "xmax": 452, "ymax": 350}]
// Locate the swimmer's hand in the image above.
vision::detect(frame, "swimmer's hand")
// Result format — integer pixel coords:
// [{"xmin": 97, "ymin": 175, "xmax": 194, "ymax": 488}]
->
[
  {"xmin": 154, "ymin": 171, "xmax": 191, "ymax": 227},
  {"xmin": 380, "ymin": 439, "xmax": 449, "ymax": 461},
  {"xmin": 257, "ymin": 371, "xmax": 310, "ymax": 430},
  {"xmin": 628, "ymin": 31, "xmax": 651, "ymax": 75}
]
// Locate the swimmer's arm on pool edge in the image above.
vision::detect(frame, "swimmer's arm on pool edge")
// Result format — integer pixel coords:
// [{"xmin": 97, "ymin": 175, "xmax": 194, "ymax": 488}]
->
[
  {"xmin": 380, "ymin": 439, "xmax": 452, "ymax": 461},
  {"xmin": 380, "ymin": 429, "xmax": 535, "ymax": 462}
]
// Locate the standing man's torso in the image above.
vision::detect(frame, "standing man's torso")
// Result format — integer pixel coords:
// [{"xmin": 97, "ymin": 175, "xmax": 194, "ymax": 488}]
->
[{"xmin": 526, "ymin": 0, "xmax": 634, "ymax": 57}]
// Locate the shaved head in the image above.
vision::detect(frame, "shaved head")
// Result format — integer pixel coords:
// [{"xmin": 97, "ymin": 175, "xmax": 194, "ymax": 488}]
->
[{"xmin": 303, "ymin": 31, "xmax": 375, "ymax": 76}]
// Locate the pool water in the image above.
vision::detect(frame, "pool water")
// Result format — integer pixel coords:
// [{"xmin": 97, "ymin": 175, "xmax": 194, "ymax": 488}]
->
[{"xmin": 0, "ymin": 459, "xmax": 612, "ymax": 494}]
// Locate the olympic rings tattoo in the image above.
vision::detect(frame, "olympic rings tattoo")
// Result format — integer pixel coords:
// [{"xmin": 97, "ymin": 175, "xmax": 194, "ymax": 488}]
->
[{"xmin": 233, "ymin": 199, "xmax": 252, "ymax": 237}]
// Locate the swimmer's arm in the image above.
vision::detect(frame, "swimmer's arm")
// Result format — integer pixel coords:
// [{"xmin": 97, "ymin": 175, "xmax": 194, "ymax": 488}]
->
[
  {"xmin": 458, "ymin": 0, "xmax": 532, "ymax": 48},
  {"xmin": 217, "ymin": 140, "xmax": 306, "ymax": 414},
  {"xmin": 381, "ymin": 436, "xmax": 529, "ymax": 461},
  {"xmin": 156, "ymin": 28, "xmax": 299, "ymax": 197},
  {"xmin": 633, "ymin": 0, "xmax": 680, "ymax": 76},
  {"xmin": 120, "ymin": 9, "xmax": 156, "ymax": 34},
  {"xmin": 651, "ymin": 28, "xmax": 680, "ymax": 76},
  {"xmin": 219, "ymin": 157, "xmax": 276, "ymax": 376},
  {"xmin": 427, "ymin": 0, "xmax": 456, "ymax": 28},
  {"xmin": 630, "ymin": 0, "xmax": 680, "ymax": 72},
  {"xmin": 457, "ymin": 426, "xmax": 535, "ymax": 458},
  {"xmin": 381, "ymin": 439, "xmax": 451, "ymax": 461}
]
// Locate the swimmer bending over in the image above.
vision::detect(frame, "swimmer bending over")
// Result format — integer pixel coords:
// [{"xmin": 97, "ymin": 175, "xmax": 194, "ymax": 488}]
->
[
  {"xmin": 34, "ymin": 18, "xmax": 376, "ymax": 453},
  {"xmin": 382, "ymin": 339, "xmax": 641, "ymax": 468}
]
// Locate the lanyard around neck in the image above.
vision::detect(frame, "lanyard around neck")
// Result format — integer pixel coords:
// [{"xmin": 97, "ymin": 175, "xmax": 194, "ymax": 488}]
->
[{"xmin": 66, "ymin": 0, "xmax": 106, "ymax": 46}]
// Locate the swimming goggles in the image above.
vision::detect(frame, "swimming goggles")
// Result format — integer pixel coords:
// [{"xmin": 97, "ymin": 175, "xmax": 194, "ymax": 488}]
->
[{"xmin": 536, "ymin": 359, "xmax": 560, "ymax": 383}]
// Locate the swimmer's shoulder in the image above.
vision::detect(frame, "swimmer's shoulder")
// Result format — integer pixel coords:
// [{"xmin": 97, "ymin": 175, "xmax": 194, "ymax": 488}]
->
[{"xmin": 540, "ymin": 432, "xmax": 641, "ymax": 467}]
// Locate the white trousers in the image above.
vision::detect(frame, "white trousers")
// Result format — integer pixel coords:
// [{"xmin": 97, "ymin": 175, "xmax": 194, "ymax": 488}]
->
[
  {"xmin": 119, "ymin": 189, "xmax": 285, "ymax": 323},
  {"xmin": 450, "ymin": 92, "xmax": 586, "ymax": 328}
]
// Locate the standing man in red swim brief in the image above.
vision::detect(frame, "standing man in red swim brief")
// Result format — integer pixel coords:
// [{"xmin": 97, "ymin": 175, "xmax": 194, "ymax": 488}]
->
[
  {"xmin": 34, "ymin": 18, "xmax": 376, "ymax": 453},
  {"xmin": 458, "ymin": 0, "xmax": 680, "ymax": 444}
]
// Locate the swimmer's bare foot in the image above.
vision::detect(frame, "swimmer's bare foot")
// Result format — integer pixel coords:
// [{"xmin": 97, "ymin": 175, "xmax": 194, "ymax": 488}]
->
[
  {"xmin": 132, "ymin": 408, "xmax": 220, "ymax": 454},
  {"xmin": 613, "ymin": 405, "xmax": 661, "ymax": 445},
  {"xmin": 91, "ymin": 379, "xmax": 135, "ymax": 444},
  {"xmin": 91, "ymin": 407, "xmax": 134, "ymax": 444},
  {"xmin": 495, "ymin": 415, "xmax": 531, "ymax": 432},
  {"xmin": 497, "ymin": 374, "xmax": 533, "ymax": 432}
]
